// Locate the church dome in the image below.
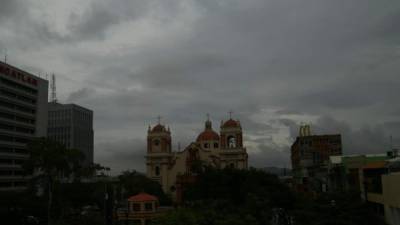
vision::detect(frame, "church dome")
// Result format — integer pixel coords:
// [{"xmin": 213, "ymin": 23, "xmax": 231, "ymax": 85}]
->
[
  {"xmin": 222, "ymin": 119, "xmax": 240, "ymax": 128},
  {"xmin": 197, "ymin": 130, "xmax": 220, "ymax": 142},
  {"xmin": 196, "ymin": 119, "xmax": 220, "ymax": 142}
]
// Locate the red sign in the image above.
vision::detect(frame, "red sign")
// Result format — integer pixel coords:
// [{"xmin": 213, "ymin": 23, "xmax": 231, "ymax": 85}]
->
[{"xmin": 0, "ymin": 63, "xmax": 38, "ymax": 86}]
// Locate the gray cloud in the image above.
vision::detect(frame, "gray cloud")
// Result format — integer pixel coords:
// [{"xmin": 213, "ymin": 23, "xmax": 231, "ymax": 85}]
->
[
  {"xmin": 66, "ymin": 88, "xmax": 96, "ymax": 102},
  {"xmin": 66, "ymin": 0, "xmax": 152, "ymax": 41},
  {"xmin": 95, "ymin": 138, "xmax": 147, "ymax": 173},
  {"xmin": 1, "ymin": 0, "xmax": 400, "ymax": 173}
]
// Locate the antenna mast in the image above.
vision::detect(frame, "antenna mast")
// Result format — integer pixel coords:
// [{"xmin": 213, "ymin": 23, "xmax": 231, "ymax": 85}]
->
[
  {"xmin": 51, "ymin": 74, "xmax": 57, "ymax": 103},
  {"xmin": 4, "ymin": 48, "xmax": 7, "ymax": 63}
]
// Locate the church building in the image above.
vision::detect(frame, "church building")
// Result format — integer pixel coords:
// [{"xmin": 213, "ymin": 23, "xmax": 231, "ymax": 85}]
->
[{"xmin": 145, "ymin": 115, "xmax": 248, "ymax": 196}]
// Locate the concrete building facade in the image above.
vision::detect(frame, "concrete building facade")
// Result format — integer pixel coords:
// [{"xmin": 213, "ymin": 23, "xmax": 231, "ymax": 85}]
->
[
  {"xmin": 291, "ymin": 125, "xmax": 342, "ymax": 192},
  {"xmin": 0, "ymin": 61, "xmax": 48, "ymax": 191},
  {"xmin": 47, "ymin": 102, "xmax": 94, "ymax": 165},
  {"xmin": 146, "ymin": 116, "xmax": 248, "ymax": 198},
  {"xmin": 360, "ymin": 157, "xmax": 400, "ymax": 225}
]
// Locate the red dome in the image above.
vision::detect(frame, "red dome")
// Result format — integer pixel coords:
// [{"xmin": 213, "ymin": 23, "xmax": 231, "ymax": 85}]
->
[
  {"xmin": 128, "ymin": 192, "xmax": 158, "ymax": 202},
  {"xmin": 196, "ymin": 130, "xmax": 220, "ymax": 142},
  {"xmin": 222, "ymin": 119, "xmax": 240, "ymax": 128},
  {"xmin": 152, "ymin": 124, "xmax": 166, "ymax": 132}
]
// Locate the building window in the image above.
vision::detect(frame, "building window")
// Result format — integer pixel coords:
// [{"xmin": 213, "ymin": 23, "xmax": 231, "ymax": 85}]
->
[
  {"xmin": 155, "ymin": 166, "xmax": 160, "ymax": 176},
  {"xmin": 153, "ymin": 139, "xmax": 160, "ymax": 146},
  {"xmin": 214, "ymin": 143, "xmax": 219, "ymax": 148},
  {"xmin": 145, "ymin": 203, "xmax": 153, "ymax": 211},
  {"xmin": 204, "ymin": 143, "xmax": 209, "ymax": 148},
  {"xmin": 132, "ymin": 203, "xmax": 141, "ymax": 212}
]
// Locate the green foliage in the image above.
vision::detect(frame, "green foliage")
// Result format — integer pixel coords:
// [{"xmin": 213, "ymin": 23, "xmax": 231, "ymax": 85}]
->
[
  {"xmin": 23, "ymin": 137, "xmax": 85, "ymax": 180},
  {"xmin": 0, "ymin": 191, "xmax": 47, "ymax": 225},
  {"xmin": 151, "ymin": 207, "xmax": 262, "ymax": 225},
  {"xmin": 153, "ymin": 168, "xmax": 386, "ymax": 225},
  {"xmin": 117, "ymin": 170, "xmax": 171, "ymax": 204},
  {"xmin": 151, "ymin": 208, "xmax": 200, "ymax": 225},
  {"xmin": 184, "ymin": 167, "xmax": 294, "ymax": 209},
  {"xmin": 152, "ymin": 167, "xmax": 294, "ymax": 225},
  {"xmin": 291, "ymin": 192, "xmax": 387, "ymax": 225}
]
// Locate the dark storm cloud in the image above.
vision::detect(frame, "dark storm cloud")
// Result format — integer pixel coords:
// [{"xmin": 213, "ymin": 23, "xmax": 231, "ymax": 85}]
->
[
  {"xmin": 67, "ymin": 0, "xmax": 151, "ymax": 41},
  {"xmin": 95, "ymin": 138, "xmax": 147, "ymax": 173},
  {"xmin": 66, "ymin": 88, "xmax": 96, "ymax": 102},
  {"xmin": 2, "ymin": 0, "xmax": 400, "ymax": 173},
  {"xmin": 249, "ymin": 144, "xmax": 291, "ymax": 169},
  {"xmin": 0, "ymin": 0, "xmax": 25, "ymax": 20}
]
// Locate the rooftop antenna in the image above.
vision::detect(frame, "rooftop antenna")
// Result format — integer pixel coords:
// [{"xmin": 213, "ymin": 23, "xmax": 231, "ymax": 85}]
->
[
  {"xmin": 206, "ymin": 113, "xmax": 210, "ymax": 121},
  {"xmin": 51, "ymin": 74, "xmax": 57, "ymax": 103},
  {"xmin": 4, "ymin": 48, "xmax": 7, "ymax": 63}
]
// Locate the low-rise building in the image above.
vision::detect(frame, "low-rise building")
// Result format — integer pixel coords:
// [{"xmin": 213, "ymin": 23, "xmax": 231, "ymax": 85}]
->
[
  {"xmin": 359, "ymin": 156, "xmax": 400, "ymax": 225},
  {"xmin": 328, "ymin": 154, "xmax": 389, "ymax": 192},
  {"xmin": 116, "ymin": 192, "xmax": 171, "ymax": 225},
  {"xmin": 291, "ymin": 125, "xmax": 342, "ymax": 193}
]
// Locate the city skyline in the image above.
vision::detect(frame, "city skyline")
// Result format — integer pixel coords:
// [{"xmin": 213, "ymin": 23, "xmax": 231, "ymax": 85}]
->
[{"xmin": 1, "ymin": 0, "xmax": 400, "ymax": 174}]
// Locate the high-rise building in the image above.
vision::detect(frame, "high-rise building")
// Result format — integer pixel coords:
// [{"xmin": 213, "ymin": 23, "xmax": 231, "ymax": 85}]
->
[
  {"xmin": 47, "ymin": 102, "xmax": 94, "ymax": 165},
  {"xmin": 291, "ymin": 125, "xmax": 342, "ymax": 192},
  {"xmin": 0, "ymin": 61, "xmax": 48, "ymax": 191}
]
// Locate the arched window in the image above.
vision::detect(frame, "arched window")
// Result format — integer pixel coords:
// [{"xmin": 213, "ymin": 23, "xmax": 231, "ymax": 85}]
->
[
  {"xmin": 153, "ymin": 139, "xmax": 160, "ymax": 146},
  {"xmin": 214, "ymin": 142, "xmax": 219, "ymax": 148},
  {"xmin": 155, "ymin": 166, "xmax": 160, "ymax": 176},
  {"xmin": 204, "ymin": 143, "xmax": 209, "ymax": 148},
  {"xmin": 227, "ymin": 136, "xmax": 236, "ymax": 148}
]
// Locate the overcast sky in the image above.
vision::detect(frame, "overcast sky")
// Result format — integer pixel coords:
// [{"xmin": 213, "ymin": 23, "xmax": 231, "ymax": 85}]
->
[{"xmin": 1, "ymin": 0, "xmax": 400, "ymax": 174}]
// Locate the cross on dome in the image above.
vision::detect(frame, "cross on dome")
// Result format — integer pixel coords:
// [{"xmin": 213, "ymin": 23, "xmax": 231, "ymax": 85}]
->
[{"xmin": 157, "ymin": 115, "xmax": 162, "ymax": 124}]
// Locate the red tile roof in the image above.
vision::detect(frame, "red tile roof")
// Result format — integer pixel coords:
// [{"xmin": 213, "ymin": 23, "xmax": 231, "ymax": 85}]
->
[
  {"xmin": 196, "ymin": 130, "xmax": 220, "ymax": 142},
  {"xmin": 128, "ymin": 192, "xmax": 158, "ymax": 202},
  {"xmin": 222, "ymin": 119, "xmax": 240, "ymax": 128}
]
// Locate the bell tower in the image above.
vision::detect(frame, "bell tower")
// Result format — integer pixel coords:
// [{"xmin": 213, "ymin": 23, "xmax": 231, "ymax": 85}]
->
[
  {"xmin": 219, "ymin": 112, "xmax": 247, "ymax": 169},
  {"xmin": 146, "ymin": 118, "xmax": 172, "ymax": 193},
  {"xmin": 220, "ymin": 114, "xmax": 243, "ymax": 149},
  {"xmin": 147, "ymin": 125, "xmax": 171, "ymax": 154}
]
